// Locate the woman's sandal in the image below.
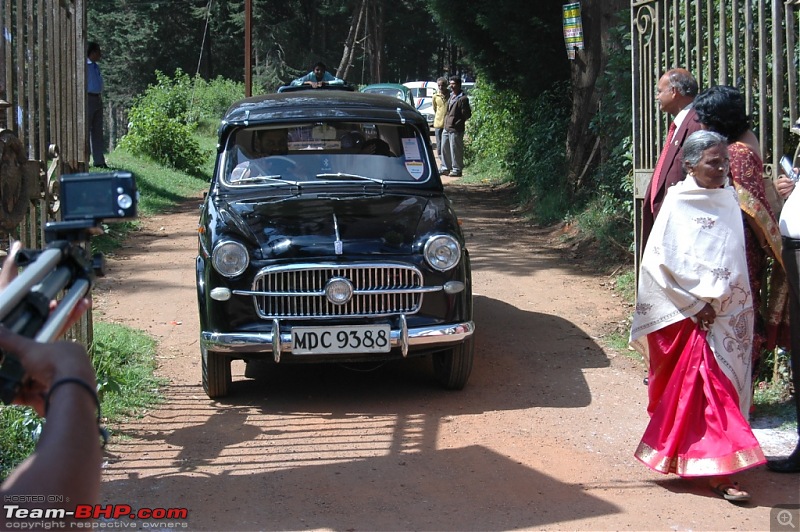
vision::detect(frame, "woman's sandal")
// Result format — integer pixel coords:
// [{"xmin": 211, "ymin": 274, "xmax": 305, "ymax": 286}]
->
[{"xmin": 711, "ymin": 481, "xmax": 751, "ymax": 503}]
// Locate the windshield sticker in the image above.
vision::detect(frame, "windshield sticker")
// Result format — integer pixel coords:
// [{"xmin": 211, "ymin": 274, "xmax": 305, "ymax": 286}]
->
[
  {"xmin": 405, "ymin": 161, "xmax": 424, "ymax": 180},
  {"xmin": 402, "ymin": 138, "xmax": 421, "ymax": 160}
]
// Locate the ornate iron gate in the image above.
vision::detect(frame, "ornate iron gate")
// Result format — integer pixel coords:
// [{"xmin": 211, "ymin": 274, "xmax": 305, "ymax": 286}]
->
[{"xmin": 631, "ymin": 0, "xmax": 799, "ymax": 262}]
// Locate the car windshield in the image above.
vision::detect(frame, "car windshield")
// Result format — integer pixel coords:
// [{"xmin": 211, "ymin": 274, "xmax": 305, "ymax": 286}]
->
[{"xmin": 221, "ymin": 121, "xmax": 431, "ymax": 186}]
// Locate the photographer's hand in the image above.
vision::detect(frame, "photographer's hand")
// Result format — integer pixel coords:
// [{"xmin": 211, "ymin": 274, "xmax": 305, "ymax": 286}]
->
[
  {"xmin": 0, "ymin": 328, "xmax": 102, "ymax": 514},
  {"xmin": 1, "ymin": 242, "xmax": 101, "ymax": 519},
  {"xmin": 0, "ymin": 327, "xmax": 97, "ymax": 415}
]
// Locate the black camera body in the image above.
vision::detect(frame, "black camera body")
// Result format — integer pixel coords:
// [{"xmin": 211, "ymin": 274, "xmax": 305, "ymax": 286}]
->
[{"xmin": 60, "ymin": 171, "xmax": 138, "ymax": 221}]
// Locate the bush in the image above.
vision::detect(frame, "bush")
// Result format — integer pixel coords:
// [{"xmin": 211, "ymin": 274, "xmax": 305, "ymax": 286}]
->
[
  {"xmin": 507, "ymin": 83, "xmax": 572, "ymax": 224},
  {"xmin": 187, "ymin": 76, "xmax": 246, "ymax": 135},
  {"xmin": 0, "ymin": 406, "xmax": 38, "ymax": 479},
  {"xmin": 119, "ymin": 70, "xmax": 208, "ymax": 175},
  {"xmin": 465, "ymin": 84, "xmax": 521, "ymax": 171}
]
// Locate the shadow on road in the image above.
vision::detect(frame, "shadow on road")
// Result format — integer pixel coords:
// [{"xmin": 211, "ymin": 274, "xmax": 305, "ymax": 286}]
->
[{"xmin": 103, "ymin": 292, "xmax": 618, "ymax": 530}]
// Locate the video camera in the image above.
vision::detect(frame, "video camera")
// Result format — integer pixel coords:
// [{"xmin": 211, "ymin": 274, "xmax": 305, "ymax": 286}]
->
[{"xmin": 0, "ymin": 171, "xmax": 138, "ymax": 404}]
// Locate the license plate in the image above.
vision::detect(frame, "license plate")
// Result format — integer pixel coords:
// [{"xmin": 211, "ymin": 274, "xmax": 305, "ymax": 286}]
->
[{"xmin": 291, "ymin": 325, "xmax": 391, "ymax": 355}]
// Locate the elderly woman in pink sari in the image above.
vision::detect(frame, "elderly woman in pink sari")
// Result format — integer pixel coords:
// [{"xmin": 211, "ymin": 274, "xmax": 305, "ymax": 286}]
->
[
  {"xmin": 694, "ymin": 85, "xmax": 789, "ymax": 372},
  {"xmin": 631, "ymin": 130, "xmax": 765, "ymax": 503}
]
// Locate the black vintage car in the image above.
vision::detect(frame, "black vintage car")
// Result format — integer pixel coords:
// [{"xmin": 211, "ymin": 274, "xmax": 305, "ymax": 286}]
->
[{"xmin": 196, "ymin": 88, "xmax": 474, "ymax": 398}]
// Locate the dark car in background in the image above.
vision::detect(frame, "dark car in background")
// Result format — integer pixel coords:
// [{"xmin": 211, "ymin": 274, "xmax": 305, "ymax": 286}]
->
[
  {"xmin": 196, "ymin": 89, "xmax": 474, "ymax": 398},
  {"xmin": 359, "ymin": 83, "xmax": 415, "ymax": 108}
]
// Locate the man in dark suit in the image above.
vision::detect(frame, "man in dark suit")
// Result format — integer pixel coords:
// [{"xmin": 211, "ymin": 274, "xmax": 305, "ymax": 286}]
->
[{"xmin": 641, "ymin": 68, "xmax": 701, "ymax": 251}]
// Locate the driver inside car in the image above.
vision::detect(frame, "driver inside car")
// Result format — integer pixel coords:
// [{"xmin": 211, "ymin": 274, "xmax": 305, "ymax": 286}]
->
[{"xmin": 231, "ymin": 129, "xmax": 298, "ymax": 182}]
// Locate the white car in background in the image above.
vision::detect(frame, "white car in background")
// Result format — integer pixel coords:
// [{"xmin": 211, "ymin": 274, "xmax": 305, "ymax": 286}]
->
[{"xmin": 404, "ymin": 81, "xmax": 438, "ymax": 130}]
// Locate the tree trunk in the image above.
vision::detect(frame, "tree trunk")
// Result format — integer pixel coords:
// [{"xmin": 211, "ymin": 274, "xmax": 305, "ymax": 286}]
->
[
  {"xmin": 564, "ymin": 0, "xmax": 626, "ymax": 194},
  {"xmin": 367, "ymin": 0, "xmax": 384, "ymax": 83},
  {"xmin": 337, "ymin": 0, "xmax": 366, "ymax": 80}
]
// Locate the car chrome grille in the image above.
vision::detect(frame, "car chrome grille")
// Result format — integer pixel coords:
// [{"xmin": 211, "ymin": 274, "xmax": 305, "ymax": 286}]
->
[{"xmin": 252, "ymin": 264, "xmax": 424, "ymax": 318}]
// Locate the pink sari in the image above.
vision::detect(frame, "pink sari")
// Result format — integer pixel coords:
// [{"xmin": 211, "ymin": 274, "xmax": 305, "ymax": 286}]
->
[{"xmin": 634, "ymin": 318, "xmax": 766, "ymax": 476}]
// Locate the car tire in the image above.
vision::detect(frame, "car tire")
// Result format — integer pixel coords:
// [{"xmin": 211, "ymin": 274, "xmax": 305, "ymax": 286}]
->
[
  {"xmin": 432, "ymin": 337, "xmax": 474, "ymax": 390},
  {"xmin": 202, "ymin": 344, "xmax": 231, "ymax": 398}
]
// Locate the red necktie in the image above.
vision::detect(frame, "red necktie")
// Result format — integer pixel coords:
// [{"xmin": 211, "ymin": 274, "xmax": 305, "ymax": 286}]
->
[{"xmin": 650, "ymin": 121, "xmax": 677, "ymax": 211}]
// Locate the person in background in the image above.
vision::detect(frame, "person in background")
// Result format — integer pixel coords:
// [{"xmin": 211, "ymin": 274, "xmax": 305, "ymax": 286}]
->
[
  {"xmin": 641, "ymin": 68, "xmax": 702, "ymax": 251},
  {"xmin": 631, "ymin": 130, "xmax": 765, "ymax": 503},
  {"xmin": 439, "ymin": 76, "xmax": 471, "ymax": 177},
  {"xmin": 0, "ymin": 241, "xmax": 101, "ymax": 527},
  {"xmin": 290, "ymin": 62, "xmax": 344, "ymax": 88},
  {"xmin": 86, "ymin": 42, "xmax": 107, "ymax": 169},
  {"xmin": 694, "ymin": 85, "xmax": 789, "ymax": 394},
  {"xmin": 432, "ymin": 77, "xmax": 449, "ymax": 163},
  {"xmin": 767, "ymin": 171, "xmax": 800, "ymax": 473}
]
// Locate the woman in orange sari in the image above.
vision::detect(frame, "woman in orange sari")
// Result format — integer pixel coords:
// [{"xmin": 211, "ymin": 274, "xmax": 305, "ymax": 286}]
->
[
  {"xmin": 694, "ymin": 85, "xmax": 789, "ymax": 372},
  {"xmin": 631, "ymin": 131, "xmax": 765, "ymax": 503}
]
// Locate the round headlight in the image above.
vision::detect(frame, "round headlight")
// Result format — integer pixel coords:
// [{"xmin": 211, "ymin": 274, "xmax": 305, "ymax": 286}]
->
[
  {"xmin": 212, "ymin": 240, "xmax": 250, "ymax": 277},
  {"xmin": 424, "ymin": 234, "xmax": 461, "ymax": 271}
]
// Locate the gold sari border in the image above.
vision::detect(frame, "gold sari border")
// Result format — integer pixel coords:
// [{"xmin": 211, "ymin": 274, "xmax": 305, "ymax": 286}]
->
[{"xmin": 634, "ymin": 440, "xmax": 766, "ymax": 477}]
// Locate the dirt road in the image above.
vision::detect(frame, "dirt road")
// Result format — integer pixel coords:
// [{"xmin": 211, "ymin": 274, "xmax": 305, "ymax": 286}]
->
[{"xmin": 93, "ymin": 181, "xmax": 799, "ymax": 531}]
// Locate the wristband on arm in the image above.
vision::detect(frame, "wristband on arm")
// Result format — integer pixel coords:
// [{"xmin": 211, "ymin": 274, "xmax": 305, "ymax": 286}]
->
[{"xmin": 45, "ymin": 377, "xmax": 109, "ymax": 447}]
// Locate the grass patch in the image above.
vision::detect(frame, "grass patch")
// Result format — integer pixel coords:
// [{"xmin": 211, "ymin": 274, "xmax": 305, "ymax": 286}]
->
[
  {"xmin": 613, "ymin": 268, "xmax": 636, "ymax": 304},
  {"xmin": 0, "ymin": 406, "xmax": 39, "ymax": 479},
  {"xmin": 0, "ymin": 321, "xmax": 166, "ymax": 481},
  {"xmin": 459, "ymin": 155, "xmax": 509, "ymax": 186},
  {"xmin": 90, "ymin": 133, "xmax": 214, "ymax": 254},
  {"xmin": 91, "ymin": 322, "xmax": 167, "ymax": 421},
  {"xmin": 105, "ymin": 140, "xmax": 212, "ymax": 217},
  {"xmin": 753, "ymin": 380, "xmax": 797, "ymax": 431}
]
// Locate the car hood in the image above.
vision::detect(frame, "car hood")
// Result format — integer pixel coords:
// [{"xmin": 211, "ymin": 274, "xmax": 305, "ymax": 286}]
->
[{"xmin": 214, "ymin": 193, "xmax": 446, "ymax": 259}]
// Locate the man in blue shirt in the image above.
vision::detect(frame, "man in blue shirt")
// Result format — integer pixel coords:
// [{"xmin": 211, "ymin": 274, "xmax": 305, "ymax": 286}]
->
[
  {"xmin": 290, "ymin": 62, "xmax": 344, "ymax": 88},
  {"xmin": 86, "ymin": 42, "xmax": 107, "ymax": 168}
]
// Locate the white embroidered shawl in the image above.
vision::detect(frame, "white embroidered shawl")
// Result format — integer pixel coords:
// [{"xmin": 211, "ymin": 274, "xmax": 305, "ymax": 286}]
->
[{"xmin": 631, "ymin": 174, "xmax": 754, "ymax": 415}]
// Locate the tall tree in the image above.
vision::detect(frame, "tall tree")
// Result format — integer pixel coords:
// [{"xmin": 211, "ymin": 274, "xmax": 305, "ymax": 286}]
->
[
  {"xmin": 564, "ymin": 0, "xmax": 628, "ymax": 192},
  {"xmin": 427, "ymin": 0, "xmax": 569, "ymax": 90}
]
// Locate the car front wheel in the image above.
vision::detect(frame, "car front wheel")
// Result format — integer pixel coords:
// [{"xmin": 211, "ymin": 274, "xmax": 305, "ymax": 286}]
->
[
  {"xmin": 432, "ymin": 337, "xmax": 474, "ymax": 390},
  {"xmin": 202, "ymin": 344, "xmax": 231, "ymax": 398}
]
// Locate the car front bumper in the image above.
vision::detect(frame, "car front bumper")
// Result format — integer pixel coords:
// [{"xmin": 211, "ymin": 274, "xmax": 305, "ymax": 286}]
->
[{"xmin": 201, "ymin": 318, "xmax": 475, "ymax": 363}]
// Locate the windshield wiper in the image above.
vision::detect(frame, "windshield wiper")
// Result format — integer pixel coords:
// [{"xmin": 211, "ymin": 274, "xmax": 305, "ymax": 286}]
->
[
  {"xmin": 232, "ymin": 174, "xmax": 283, "ymax": 183},
  {"xmin": 231, "ymin": 175, "xmax": 301, "ymax": 186},
  {"xmin": 315, "ymin": 172, "xmax": 384, "ymax": 185}
]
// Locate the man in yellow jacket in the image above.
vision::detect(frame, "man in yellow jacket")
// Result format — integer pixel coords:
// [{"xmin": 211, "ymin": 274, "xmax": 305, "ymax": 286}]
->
[{"xmin": 432, "ymin": 77, "xmax": 449, "ymax": 166}]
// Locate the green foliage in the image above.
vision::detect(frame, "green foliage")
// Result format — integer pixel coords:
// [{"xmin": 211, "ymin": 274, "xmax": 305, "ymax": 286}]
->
[
  {"xmin": 89, "ymin": 0, "xmax": 450, "ymax": 105},
  {"xmin": 118, "ymin": 70, "xmax": 209, "ymax": 175},
  {"xmin": 465, "ymin": 85, "xmax": 520, "ymax": 171},
  {"xmin": 753, "ymin": 374, "xmax": 797, "ymax": 429},
  {"xmin": 90, "ymin": 132, "xmax": 212, "ymax": 254},
  {"xmin": 186, "ymin": 76, "xmax": 247, "ymax": 133},
  {"xmin": 588, "ymin": 16, "xmax": 634, "ymax": 206},
  {"xmin": 428, "ymin": 0, "xmax": 569, "ymax": 91},
  {"xmin": 91, "ymin": 322, "xmax": 167, "ymax": 421},
  {"xmin": 0, "ymin": 406, "xmax": 39, "ymax": 479},
  {"xmin": 507, "ymin": 83, "xmax": 572, "ymax": 224}
]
